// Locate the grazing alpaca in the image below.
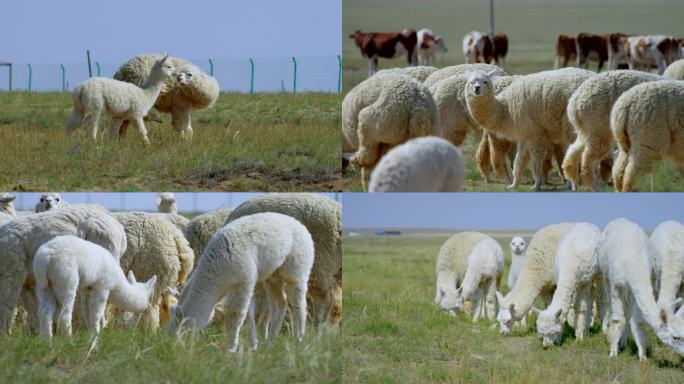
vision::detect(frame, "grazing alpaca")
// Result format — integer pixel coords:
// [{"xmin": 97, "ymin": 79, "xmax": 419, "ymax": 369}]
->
[{"xmin": 66, "ymin": 54, "xmax": 175, "ymax": 145}]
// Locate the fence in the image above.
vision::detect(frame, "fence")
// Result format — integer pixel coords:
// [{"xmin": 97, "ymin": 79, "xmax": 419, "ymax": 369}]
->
[
  {"xmin": 0, "ymin": 54, "xmax": 343, "ymax": 94},
  {"xmin": 12, "ymin": 192, "xmax": 340, "ymax": 213}
]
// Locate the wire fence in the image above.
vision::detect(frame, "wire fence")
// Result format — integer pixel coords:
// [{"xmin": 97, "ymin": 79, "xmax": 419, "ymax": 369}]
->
[
  {"xmin": 12, "ymin": 192, "xmax": 340, "ymax": 213},
  {"xmin": 0, "ymin": 54, "xmax": 342, "ymax": 94}
]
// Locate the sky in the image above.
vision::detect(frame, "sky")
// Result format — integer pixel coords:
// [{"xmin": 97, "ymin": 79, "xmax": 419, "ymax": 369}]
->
[
  {"xmin": 12, "ymin": 192, "xmax": 339, "ymax": 213},
  {"xmin": 341, "ymin": 193, "xmax": 684, "ymax": 231},
  {"xmin": 0, "ymin": 0, "xmax": 341, "ymax": 64}
]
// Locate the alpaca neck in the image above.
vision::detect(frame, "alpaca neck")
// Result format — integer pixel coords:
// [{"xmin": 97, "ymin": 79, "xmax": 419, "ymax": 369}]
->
[
  {"xmin": 506, "ymin": 274, "xmax": 545, "ymax": 320},
  {"xmin": 466, "ymin": 92, "xmax": 507, "ymax": 135},
  {"xmin": 547, "ymin": 272, "xmax": 577, "ymax": 315},
  {"xmin": 460, "ymin": 266, "xmax": 482, "ymax": 300},
  {"xmin": 141, "ymin": 67, "xmax": 167, "ymax": 103},
  {"xmin": 179, "ymin": 279, "xmax": 220, "ymax": 331},
  {"xmin": 109, "ymin": 274, "xmax": 149, "ymax": 312}
]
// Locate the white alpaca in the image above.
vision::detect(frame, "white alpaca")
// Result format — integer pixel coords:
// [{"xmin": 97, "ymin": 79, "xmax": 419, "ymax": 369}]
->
[
  {"xmin": 34, "ymin": 193, "xmax": 68, "ymax": 212},
  {"xmin": 507, "ymin": 236, "xmax": 527, "ymax": 290},
  {"xmin": 535, "ymin": 223, "xmax": 601, "ymax": 347},
  {"xmin": 598, "ymin": 218, "xmax": 684, "ymax": 360},
  {"xmin": 496, "ymin": 223, "xmax": 576, "ymax": 334},
  {"xmin": 168, "ymin": 212, "xmax": 314, "ymax": 352},
  {"xmin": 650, "ymin": 220, "xmax": 684, "ymax": 316},
  {"xmin": 438, "ymin": 237, "xmax": 504, "ymax": 322},
  {"xmin": 33, "ymin": 236, "xmax": 156, "ymax": 338},
  {"xmin": 66, "ymin": 54, "xmax": 175, "ymax": 145}
]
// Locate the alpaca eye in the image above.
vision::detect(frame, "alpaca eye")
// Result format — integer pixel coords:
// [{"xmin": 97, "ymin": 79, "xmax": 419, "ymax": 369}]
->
[
  {"xmin": 55, "ymin": 198, "xmax": 60, "ymax": 201},
  {"xmin": 40, "ymin": 198, "xmax": 44, "ymax": 202}
]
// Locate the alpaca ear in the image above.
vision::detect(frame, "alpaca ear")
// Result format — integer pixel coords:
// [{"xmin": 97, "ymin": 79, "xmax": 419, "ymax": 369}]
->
[
  {"xmin": 162, "ymin": 53, "xmax": 170, "ymax": 61},
  {"xmin": 0, "ymin": 195, "xmax": 16, "ymax": 203},
  {"xmin": 167, "ymin": 286, "xmax": 181, "ymax": 298},
  {"xmin": 531, "ymin": 306, "xmax": 541, "ymax": 315},
  {"xmin": 674, "ymin": 298, "xmax": 684, "ymax": 313},
  {"xmin": 555, "ymin": 308, "xmax": 563, "ymax": 319},
  {"xmin": 156, "ymin": 196, "xmax": 162, "ymax": 206},
  {"xmin": 486, "ymin": 70, "xmax": 498, "ymax": 77},
  {"xmin": 660, "ymin": 308, "xmax": 669, "ymax": 326},
  {"xmin": 127, "ymin": 270, "xmax": 137, "ymax": 284},
  {"xmin": 438, "ymin": 288, "xmax": 446, "ymax": 299},
  {"xmin": 455, "ymin": 286, "xmax": 463, "ymax": 294},
  {"xmin": 145, "ymin": 275, "xmax": 157, "ymax": 290},
  {"xmin": 509, "ymin": 303, "xmax": 516, "ymax": 314}
]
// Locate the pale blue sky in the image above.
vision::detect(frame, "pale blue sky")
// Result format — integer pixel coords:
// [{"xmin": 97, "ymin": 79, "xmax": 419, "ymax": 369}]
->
[
  {"xmin": 342, "ymin": 193, "xmax": 684, "ymax": 231},
  {"xmin": 12, "ymin": 192, "xmax": 339, "ymax": 213},
  {"xmin": 0, "ymin": 0, "xmax": 341, "ymax": 64}
]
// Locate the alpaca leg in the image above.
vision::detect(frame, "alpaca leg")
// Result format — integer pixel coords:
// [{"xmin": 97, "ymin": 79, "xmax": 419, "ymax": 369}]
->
[
  {"xmin": 56, "ymin": 291, "xmax": 76, "ymax": 336},
  {"xmin": 579, "ymin": 146, "xmax": 600, "ymax": 192},
  {"xmin": 0, "ymin": 267, "xmax": 27, "ymax": 334},
  {"xmin": 552, "ymin": 144, "xmax": 567, "ymax": 186},
  {"xmin": 80, "ymin": 112, "xmax": 101, "ymax": 142},
  {"xmin": 36, "ymin": 285, "xmax": 56, "ymax": 338},
  {"xmin": 130, "ymin": 117, "xmax": 151, "ymax": 146},
  {"xmin": 107, "ymin": 119, "xmax": 124, "ymax": 142},
  {"xmin": 264, "ymin": 276, "xmax": 288, "ymax": 347},
  {"xmin": 224, "ymin": 284, "xmax": 253, "ymax": 353},
  {"xmin": 79, "ymin": 293, "xmax": 89, "ymax": 331},
  {"xmin": 607, "ymin": 286, "xmax": 625, "ymax": 357},
  {"xmin": 247, "ymin": 299, "xmax": 258, "ymax": 350},
  {"xmin": 476, "ymin": 133, "xmax": 492, "ymax": 182},
  {"xmin": 529, "ymin": 144, "xmax": 547, "ymax": 192},
  {"xmin": 485, "ymin": 279, "xmax": 498, "ymax": 321},
  {"xmin": 119, "ymin": 121, "xmax": 130, "ymax": 139},
  {"xmin": 629, "ymin": 305, "xmax": 650, "ymax": 361},
  {"xmin": 172, "ymin": 108, "xmax": 193, "ymax": 140},
  {"xmin": 622, "ymin": 151, "xmax": 656, "ymax": 192},
  {"xmin": 508, "ymin": 142, "xmax": 528, "ymax": 189},
  {"xmin": 612, "ymin": 150, "xmax": 629, "ymax": 192},
  {"xmin": 574, "ymin": 284, "xmax": 592, "ymax": 341},
  {"xmin": 284, "ymin": 279, "xmax": 308, "ymax": 343},
  {"xmin": 20, "ymin": 286, "xmax": 40, "ymax": 334},
  {"xmin": 562, "ymin": 138, "xmax": 583, "ymax": 191},
  {"xmin": 491, "ymin": 137, "xmax": 513, "ymax": 183},
  {"xmin": 87, "ymin": 289, "xmax": 108, "ymax": 334}
]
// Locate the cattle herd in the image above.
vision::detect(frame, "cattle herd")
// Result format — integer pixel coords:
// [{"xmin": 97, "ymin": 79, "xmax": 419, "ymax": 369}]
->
[{"xmin": 555, "ymin": 32, "xmax": 683, "ymax": 74}]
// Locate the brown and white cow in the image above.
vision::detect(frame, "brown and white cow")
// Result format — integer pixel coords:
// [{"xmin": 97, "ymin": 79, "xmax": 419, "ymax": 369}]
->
[
  {"xmin": 631, "ymin": 35, "xmax": 681, "ymax": 74},
  {"xmin": 350, "ymin": 29, "xmax": 418, "ymax": 76},
  {"xmin": 462, "ymin": 31, "xmax": 508, "ymax": 65},
  {"xmin": 576, "ymin": 32, "xmax": 609, "ymax": 71},
  {"xmin": 554, "ymin": 34, "xmax": 577, "ymax": 68},
  {"xmin": 417, "ymin": 28, "xmax": 448, "ymax": 66}
]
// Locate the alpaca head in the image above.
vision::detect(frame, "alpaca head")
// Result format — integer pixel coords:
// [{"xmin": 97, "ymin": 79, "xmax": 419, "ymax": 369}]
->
[
  {"xmin": 466, "ymin": 70, "xmax": 497, "ymax": 98},
  {"xmin": 152, "ymin": 54, "xmax": 176, "ymax": 80},
  {"xmin": 534, "ymin": 306, "xmax": 564, "ymax": 347},
  {"xmin": 509, "ymin": 236, "xmax": 526, "ymax": 256},
  {"xmin": 124, "ymin": 271, "xmax": 157, "ymax": 312},
  {"xmin": 495, "ymin": 291, "xmax": 515, "ymax": 334},
  {"xmin": 656, "ymin": 306, "xmax": 684, "ymax": 357},
  {"xmin": 156, "ymin": 192, "xmax": 177, "ymax": 214},
  {"xmin": 0, "ymin": 193, "xmax": 16, "ymax": 214},
  {"xmin": 176, "ymin": 70, "xmax": 196, "ymax": 86},
  {"xmin": 437, "ymin": 287, "xmax": 465, "ymax": 314},
  {"xmin": 35, "ymin": 193, "xmax": 66, "ymax": 213}
]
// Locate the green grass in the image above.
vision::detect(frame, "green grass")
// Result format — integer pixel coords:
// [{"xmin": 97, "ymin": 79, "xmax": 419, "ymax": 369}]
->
[
  {"xmin": 341, "ymin": 0, "xmax": 684, "ymax": 192},
  {"xmin": 0, "ymin": 326, "xmax": 341, "ymax": 383},
  {"xmin": 0, "ymin": 91, "xmax": 342, "ymax": 192},
  {"xmin": 343, "ymin": 234, "xmax": 684, "ymax": 383}
]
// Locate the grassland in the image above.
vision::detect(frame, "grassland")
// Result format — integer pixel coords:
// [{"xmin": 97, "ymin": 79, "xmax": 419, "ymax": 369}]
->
[
  {"xmin": 343, "ymin": 234, "xmax": 684, "ymax": 383},
  {"xmin": 0, "ymin": 91, "xmax": 341, "ymax": 192},
  {"xmin": 0, "ymin": 326, "xmax": 341, "ymax": 383},
  {"xmin": 341, "ymin": 0, "xmax": 684, "ymax": 192}
]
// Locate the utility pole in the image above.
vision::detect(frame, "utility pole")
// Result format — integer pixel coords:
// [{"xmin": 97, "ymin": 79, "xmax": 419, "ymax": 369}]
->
[{"xmin": 489, "ymin": 0, "xmax": 495, "ymax": 35}]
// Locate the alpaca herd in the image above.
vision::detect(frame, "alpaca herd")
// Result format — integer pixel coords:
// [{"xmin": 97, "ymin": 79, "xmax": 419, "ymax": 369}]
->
[
  {"xmin": 434, "ymin": 219, "xmax": 684, "ymax": 361},
  {"xmin": 343, "ymin": 59, "xmax": 684, "ymax": 192},
  {"xmin": 0, "ymin": 192, "xmax": 342, "ymax": 352},
  {"xmin": 66, "ymin": 54, "xmax": 219, "ymax": 145}
]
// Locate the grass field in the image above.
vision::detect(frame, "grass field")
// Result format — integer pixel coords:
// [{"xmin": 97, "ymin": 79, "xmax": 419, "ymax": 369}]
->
[
  {"xmin": 341, "ymin": 0, "xmax": 684, "ymax": 192},
  {"xmin": 0, "ymin": 92, "xmax": 341, "ymax": 192},
  {"xmin": 0, "ymin": 326, "xmax": 341, "ymax": 383},
  {"xmin": 343, "ymin": 234, "xmax": 684, "ymax": 383}
]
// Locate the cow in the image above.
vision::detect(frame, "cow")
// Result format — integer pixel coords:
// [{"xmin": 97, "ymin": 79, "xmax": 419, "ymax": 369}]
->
[
  {"xmin": 349, "ymin": 29, "xmax": 418, "ymax": 76},
  {"xmin": 607, "ymin": 32, "xmax": 629, "ymax": 69},
  {"xmin": 627, "ymin": 35, "xmax": 681, "ymax": 74},
  {"xmin": 554, "ymin": 34, "xmax": 577, "ymax": 68},
  {"xmin": 576, "ymin": 32, "xmax": 609, "ymax": 71},
  {"xmin": 417, "ymin": 28, "xmax": 448, "ymax": 66},
  {"xmin": 462, "ymin": 31, "xmax": 507, "ymax": 65},
  {"xmin": 491, "ymin": 33, "xmax": 509, "ymax": 65}
]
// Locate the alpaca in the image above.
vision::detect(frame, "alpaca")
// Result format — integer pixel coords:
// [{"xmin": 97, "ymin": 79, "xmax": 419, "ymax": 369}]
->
[
  {"xmin": 66, "ymin": 54, "xmax": 175, "ymax": 145},
  {"xmin": 33, "ymin": 236, "xmax": 156, "ymax": 338}
]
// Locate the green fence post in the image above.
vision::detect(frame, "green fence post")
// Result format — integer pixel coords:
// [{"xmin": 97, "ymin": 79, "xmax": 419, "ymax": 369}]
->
[
  {"xmin": 292, "ymin": 57, "xmax": 297, "ymax": 94},
  {"xmin": 337, "ymin": 54, "xmax": 342, "ymax": 94},
  {"xmin": 8, "ymin": 64, "xmax": 12, "ymax": 92},
  {"xmin": 96, "ymin": 62, "xmax": 101, "ymax": 76},
  {"xmin": 249, "ymin": 58, "xmax": 254, "ymax": 95},
  {"xmin": 60, "ymin": 64, "xmax": 66, "ymax": 92},
  {"xmin": 208, "ymin": 59, "xmax": 214, "ymax": 76},
  {"xmin": 27, "ymin": 63, "xmax": 32, "ymax": 92}
]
